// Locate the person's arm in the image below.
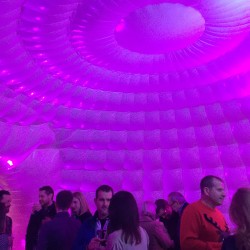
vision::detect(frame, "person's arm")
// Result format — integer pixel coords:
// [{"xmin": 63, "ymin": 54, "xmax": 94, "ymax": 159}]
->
[
  {"xmin": 87, "ymin": 238, "xmax": 104, "ymax": 250},
  {"xmin": 154, "ymin": 221, "xmax": 174, "ymax": 249},
  {"xmin": 180, "ymin": 206, "xmax": 222, "ymax": 250},
  {"xmin": 25, "ymin": 214, "xmax": 40, "ymax": 250},
  {"xmin": 105, "ymin": 232, "xmax": 122, "ymax": 250}
]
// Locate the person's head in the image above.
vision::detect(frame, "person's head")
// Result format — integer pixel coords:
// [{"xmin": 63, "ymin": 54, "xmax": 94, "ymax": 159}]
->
[
  {"xmin": 56, "ymin": 190, "xmax": 73, "ymax": 211},
  {"xmin": 94, "ymin": 185, "xmax": 113, "ymax": 219},
  {"xmin": 39, "ymin": 186, "xmax": 54, "ymax": 207},
  {"xmin": 108, "ymin": 191, "xmax": 141, "ymax": 245},
  {"xmin": 168, "ymin": 192, "xmax": 186, "ymax": 212},
  {"xmin": 155, "ymin": 199, "xmax": 172, "ymax": 219},
  {"xmin": 200, "ymin": 175, "xmax": 225, "ymax": 208},
  {"xmin": 71, "ymin": 192, "xmax": 90, "ymax": 216},
  {"xmin": 0, "ymin": 190, "xmax": 11, "ymax": 213},
  {"xmin": 229, "ymin": 188, "xmax": 250, "ymax": 250},
  {"xmin": 142, "ymin": 201, "xmax": 156, "ymax": 220}
]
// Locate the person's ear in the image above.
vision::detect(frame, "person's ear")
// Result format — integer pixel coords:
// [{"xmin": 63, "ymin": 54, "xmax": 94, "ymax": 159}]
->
[
  {"xmin": 49, "ymin": 193, "xmax": 53, "ymax": 200},
  {"xmin": 204, "ymin": 187, "xmax": 210, "ymax": 196}
]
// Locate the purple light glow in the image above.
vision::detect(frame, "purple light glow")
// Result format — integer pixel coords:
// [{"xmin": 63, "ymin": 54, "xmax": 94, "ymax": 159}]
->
[
  {"xmin": 7, "ymin": 160, "xmax": 13, "ymax": 166},
  {"xmin": 115, "ymin": 3, "xmax": 205, "ymax": 53},
  {"xmin": 0, "ymin": 0, "xmax": 250, "ymax": 249}
]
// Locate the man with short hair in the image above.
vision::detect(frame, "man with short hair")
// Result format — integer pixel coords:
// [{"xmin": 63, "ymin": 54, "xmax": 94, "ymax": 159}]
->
[
  {"xmin": 180, "ymin": 175, "xmax": 229, "ymax": 250},
  {"xmin": 168, "ymin": 192, "xmax": 188, "ymax": 216},
  {"xmin": 0, "ymin": 190, "xmax": 13, "ymax": 248},
  {"xmin": 168, "ymin": 192, "xmax": 189, "ymax": 250},
  {"xmin": 37, "ymin": 190, "xmax": 81, "ymax": 250},
  {"xmin": 73, "ymin": 185, "xmax": 113, "ymax": 250},
  {"xmin": 25, "ymin": 186, "xmax": 56, "ymax": 250}
]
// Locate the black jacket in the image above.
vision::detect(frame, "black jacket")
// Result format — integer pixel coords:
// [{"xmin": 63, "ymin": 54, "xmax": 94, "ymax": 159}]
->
[
  {"xmin": 222, "ymin": 235, "xmax": 237, "ymax": 250},
  {"xmin": 25, "ymin": 202, "xmax": 56, "ymax": 250},
  {"xmin": 73, "ymin": 211, "xmax": 92, "ymax": 224},
  {"xmin": 175, "ymin": 202, "xmax": 189, "ymax": 250}
]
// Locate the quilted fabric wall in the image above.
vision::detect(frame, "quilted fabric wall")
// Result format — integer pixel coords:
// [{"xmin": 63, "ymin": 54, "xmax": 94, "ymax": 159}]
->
[{"xmin": 0, "ymin": 0, "xmax": 250, "ymax": 249}]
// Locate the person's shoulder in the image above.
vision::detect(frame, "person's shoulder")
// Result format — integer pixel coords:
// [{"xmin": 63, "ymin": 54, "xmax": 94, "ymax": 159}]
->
[
  {"xmin": 33, "ymin": 208, "xmax": 45, "ymax": 217},
  {"xmin": 139, "ymin": 226, "xmax": 149, "ymax": 240},
  {"xmin": 224, "ymin": 235, "xmax": 236, "ymax": 242},
  {"xmin": 152, "ymin": 219, "xmax": 164, "ymax": 228},
  {"xmin": 172, "ymin": 210, "xmax": 179, "ymax": 219},
  {"xmin": 65, "ymin": 217, "xmax": 81, "ymax": 231},
  {"xmin": 184, "ymin": 200, "xmax": 199, "ymax": 210},
  {"xmin": 84, "ymin": 214, "xmax": 95, "ymax": 224},
  {"xmin": 84, "ymin": 211, "xmax": 92, "ymax": 217},
  {"xmin": 69, "ymin": 216, "xmax": 81, "ymax": 226},
  {"xmin": 39, "ymin": 218, "xmax": 54, "ymax": 232},
  {"xmin": 47, "ymin": 202, "xmax": 57, "ymax": 215},
  {"xmin": 106, "ymin": 230, "xmax": 123, "ymax": 248},
  {"xmin": 181, "ymin": 200, "xmax": 202, "ymax": 218},
  {"xmin": 79, "ymin": 211, "xmax": 92, "ymax": 222},
  {"xmin": 79, "ymin": 215, "xmax": 96, "ymax": 231},
  {"xmin": 109, "ymin": 229, "xmax": 122, "ymax": 238},
  {"xmin": 6, "ymin": 215, "xmax": 12, "ymax": 221},
  {"xmin": 214, "ymin": 206, "xmax": 225, "ymax": 214},
  {"xmin": 139, "ymin": 225, "xmax": 147, "ymax": 233}
]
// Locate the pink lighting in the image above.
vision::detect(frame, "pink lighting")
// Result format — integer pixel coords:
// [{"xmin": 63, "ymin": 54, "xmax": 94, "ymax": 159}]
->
[
  {"xmin": 7, "ymin": 160, "xmax": 13, "ymax": 167},
  {"xmin": 115, "ymin": 3, "xmax": 205, "ymax": 53},
  {"xmin": 0, "ymin": 0, "xmax": 250, "ymax": 249},
  {"xmin": 115, "ymin": 19, "xmax": 125, "ymax": 32}
]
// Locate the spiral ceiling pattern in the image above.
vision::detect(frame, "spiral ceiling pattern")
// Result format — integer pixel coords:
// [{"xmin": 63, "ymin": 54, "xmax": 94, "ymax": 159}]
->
[{"xmin": 0, "ymin": 0, "xmax": 250, "ymax": 248}]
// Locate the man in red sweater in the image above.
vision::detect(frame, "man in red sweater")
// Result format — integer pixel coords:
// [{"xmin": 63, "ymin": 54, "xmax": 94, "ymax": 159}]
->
[{"xmin": 180, "ymin": 175, "xmax": 229, "ymax": 250}]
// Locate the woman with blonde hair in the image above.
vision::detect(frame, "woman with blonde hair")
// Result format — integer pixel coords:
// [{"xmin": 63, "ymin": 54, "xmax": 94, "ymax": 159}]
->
[
  {"xmin": 222, "ymin": 187, "xmax": 250, "ymax": 250},
  {"xmin": 71, "ymin": 192, "xmax": 92, "ymax": 224}
]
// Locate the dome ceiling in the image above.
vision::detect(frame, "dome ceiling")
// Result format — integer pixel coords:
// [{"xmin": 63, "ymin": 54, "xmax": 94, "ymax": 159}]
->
[{"xmin": 0, "ymin": 0, "xmax": 250, "ymax": 249}]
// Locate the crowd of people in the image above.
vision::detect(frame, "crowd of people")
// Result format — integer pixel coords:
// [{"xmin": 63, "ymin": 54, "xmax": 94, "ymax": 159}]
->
[{"xmin": 0, "ymin": 175, "xmax": 250, "ymax": 250}]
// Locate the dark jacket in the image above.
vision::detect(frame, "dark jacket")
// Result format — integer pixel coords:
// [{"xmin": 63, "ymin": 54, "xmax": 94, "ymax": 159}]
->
[
  {"xmin": 5, "ymin": 216, "xmax": 12, "ymax": 235},
  {"xmin": 73, "ymin": 211, "xmax": 92, "ymax": 224},
  {"xmin": 0, "ymin": 216, "xmax": 12, "ymax": 250},
  {"xmin": 37, "ymin": 212, "xmax": 81, "ymax": 250},
  {"xmin": 175, "ymin": 202, "xmax": 189, "ymax": 250},
  {"xmin": 222, "ymin": 235, "xmax": 237, "ymax": 250},
  {"xmin": 160, "ymin": 211, "xmax": 179, "ymax": 250},
  {"xmin": 25, "ymin": 202, "xmax": 56, "ymax": 250},
  {"xmin": 73, "ymin": 211, "xmax": 109, "ymax": 250}
]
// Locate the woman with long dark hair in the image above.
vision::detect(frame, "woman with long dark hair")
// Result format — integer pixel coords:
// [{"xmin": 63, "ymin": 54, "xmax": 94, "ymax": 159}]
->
[
  {"xmin": 106, "ymin": 191, "xmax": 149, "ymax": 250},
  {"xmin": 222, "ymin": 187, "xmax": 250, "ymax": 250}
]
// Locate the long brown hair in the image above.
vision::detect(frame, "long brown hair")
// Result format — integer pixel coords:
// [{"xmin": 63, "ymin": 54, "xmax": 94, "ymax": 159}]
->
[
  {"xmin": 72, "ymin": 192, "xmax": 90, "ymax": 215},
  {"xmin": 230, "ymin": 188, "xmax": 250, "ymax": 250},
  {"xmin": 108, "ymin": 191, "xmax": 141, "ymax": 245}
]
